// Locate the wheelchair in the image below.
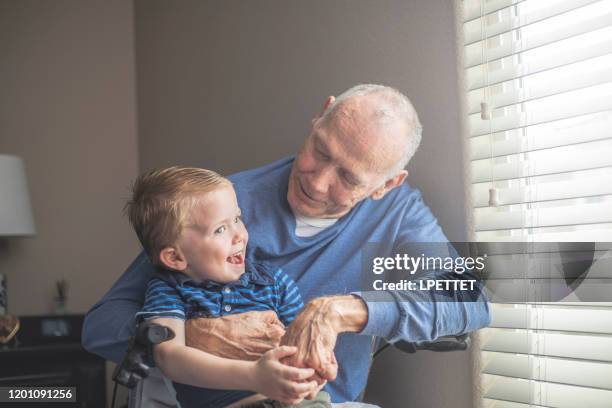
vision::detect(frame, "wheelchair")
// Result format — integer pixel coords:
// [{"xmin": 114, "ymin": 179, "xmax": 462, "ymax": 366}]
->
[{"xmin": 112, "ymin": 322, "xmax": 471, "ymax": 408}]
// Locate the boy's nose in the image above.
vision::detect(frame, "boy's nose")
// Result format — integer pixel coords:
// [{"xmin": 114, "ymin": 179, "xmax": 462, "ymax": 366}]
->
[{"xmin": 231, "ymin": 227, "xmax": 246, "ymax": 245}]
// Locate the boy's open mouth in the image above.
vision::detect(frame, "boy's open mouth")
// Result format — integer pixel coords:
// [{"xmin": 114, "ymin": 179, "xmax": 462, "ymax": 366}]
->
[{"xmin": 226, "ymin": 250, "xmax": 244, "ymax": 265}]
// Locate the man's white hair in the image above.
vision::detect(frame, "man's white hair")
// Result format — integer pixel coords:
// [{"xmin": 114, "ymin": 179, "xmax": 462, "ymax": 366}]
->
[{"xmin": 320, "ymin": 84, "xmax": 423, "ymax": 175}]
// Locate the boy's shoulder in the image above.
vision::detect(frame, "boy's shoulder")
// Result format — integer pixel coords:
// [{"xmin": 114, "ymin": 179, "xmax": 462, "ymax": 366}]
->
[
  {"xmin": 244, "ymin": 258, "xmax": 278, "ymax": 286},
  {"xmin": 146, "ymin": 268, "xmax": 192, "ymax": 293}
]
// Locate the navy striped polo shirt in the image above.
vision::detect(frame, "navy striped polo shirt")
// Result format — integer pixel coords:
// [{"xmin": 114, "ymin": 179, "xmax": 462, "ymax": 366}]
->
[
  {"xmin": 137, "ymin": 258, "xmax": 303, "ymax": 326},
  {"xmin": 137, "ymin": 259, "xmax": 304, "ymax": 408}
]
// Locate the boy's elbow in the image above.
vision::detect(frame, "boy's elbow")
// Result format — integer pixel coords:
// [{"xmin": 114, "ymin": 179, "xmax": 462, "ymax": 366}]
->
[{"xmin": 152, "ymin": 344, "xmax": 177, "ymax": 378}]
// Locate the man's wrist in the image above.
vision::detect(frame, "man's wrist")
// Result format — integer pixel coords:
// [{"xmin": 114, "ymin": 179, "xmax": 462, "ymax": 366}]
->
[{"xmin": 315, "ymin": 295, "xmax": 368, "ymax": 334}]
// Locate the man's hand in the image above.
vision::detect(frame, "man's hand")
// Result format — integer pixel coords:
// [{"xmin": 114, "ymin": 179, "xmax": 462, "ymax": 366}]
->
[
  {"xmin": 281, "ymin": 298, "xmax": 339, "ymax": 382},
  {"xmin": 280, "ymin": 295, "xmax": 368, "ymax": 389},
  {"xmin": 185, "ymin": 310, "xmax": 285, "ymax": 361}
]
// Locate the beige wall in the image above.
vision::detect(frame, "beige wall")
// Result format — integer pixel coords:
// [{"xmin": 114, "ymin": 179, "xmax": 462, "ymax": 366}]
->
[
  {"xmin": 134, "ymin": 1, "xmax": 470, "ymax": 407},
  {"xmin": 134, "ymin": 0, "xmax": 468, "ymax": 241},
  {"xmin": 0, "ymin": 1, "xmax": 471, "ymax": 406},
  {"xmin": 0, "ymin": 0, "xmax": 140, "ymax": 316}
]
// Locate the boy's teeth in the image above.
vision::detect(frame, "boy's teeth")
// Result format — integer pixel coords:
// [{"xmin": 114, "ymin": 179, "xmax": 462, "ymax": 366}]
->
[{"xmin": 226, "ymin": 252, "xmax": 243, "ymax": 264}]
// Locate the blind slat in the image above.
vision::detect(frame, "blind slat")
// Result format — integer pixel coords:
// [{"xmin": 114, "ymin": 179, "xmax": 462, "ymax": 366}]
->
[
  {"xmin": 469, "ymin": 111, "xmax": 612, "ymax": 160},
  {"xmin": 480, "ymin": 328, "xmax": 612, "ymax": 362},
  {"xmin": 466, "ymin": 26, "xmax": 612, "ymax": 91},
  {"xmin": 482, "ymin": 351, "xmax": 612, "ymax": 390},
  {"xmin": 468, "ymin": 83, "xmax": 612, "ymax": 138},
  {"xmin": 482, "ymin": 373, "xmax": 612, "ymax": 407},
  {"xmin": 463, "ymin": 0, "xmax": 520, "ymax": 23},
  {"xmin": 489, "ymin": 304, "xmax": 612, "ymax": 333},
  {"xmin": 471, "ymin": 139, "xmax": 612, "ymax": 183},
  {"xmin": 485, "ymin": 279, "xmax": 612, "ymax": 303},
  {"xmin": 464, "ymin": 0, "xmax": 603, "ymax": 44},
  {"xmin": 464, "ymin": 1, "xmax": 612, "ymax": 67},
  {"xmin": 483, "ymin": 399, "xmax": 547, "ymax": 408},
  {"xmin": 470, "ymin": 242, "xmax": 612, "ymax": 255},
  {"xmin": 475, "ymin": 223, "xmax": 612, "ymax": 242},
  {"xmin": 467, "ymin": 54, "xmax": 612, "ymax": 114},
  {"xmin": 471, "ymin": 167, "xmax": 612, "ymax": 207},
  {"xmin": 474, "ymin": 199, "xmax": 612, "ymax": 230}
]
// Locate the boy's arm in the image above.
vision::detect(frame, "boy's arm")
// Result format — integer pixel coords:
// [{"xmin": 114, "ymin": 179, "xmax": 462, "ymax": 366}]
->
[
  {"xmin": 139, "ymin": 280, "xmax": 259, "ymax": 389},
  {"xmin": 153, "ymin": 317, "xmax": 318, "ymax": 404},
  {"xmin": 152, "ymin": 317, "xmax": 255, "ymax": 389}
]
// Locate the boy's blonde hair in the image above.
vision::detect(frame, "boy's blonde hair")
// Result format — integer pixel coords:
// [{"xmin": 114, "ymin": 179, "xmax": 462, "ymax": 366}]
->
[{"xmin": 125, "ymin": 166, "xmax": 232, "ymax": 265}]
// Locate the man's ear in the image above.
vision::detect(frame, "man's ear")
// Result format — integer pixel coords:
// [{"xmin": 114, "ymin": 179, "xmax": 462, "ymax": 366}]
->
[
  {"xmin": 159, "ymin": 246, "xmax": 188, "ymax": 271},
  {"xmin": 311, "ymin": 95, "xmax": 335, "ymax": 125},
  {"xmin": 371, "ymin": 170, "xmax": 409, "ymax": 200}
]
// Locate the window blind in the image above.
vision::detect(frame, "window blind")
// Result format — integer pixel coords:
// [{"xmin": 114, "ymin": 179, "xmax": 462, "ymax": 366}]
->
[{"xmin": 459, "ymin": 1, "xmax": 612, "ymax": 407}]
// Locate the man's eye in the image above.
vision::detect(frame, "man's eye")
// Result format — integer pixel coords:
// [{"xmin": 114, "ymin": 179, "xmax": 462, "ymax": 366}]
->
[
  {"xmin": 214, "ymin": 225, "xmax": 226, "ymax": 234},
  {"xmin": 234, "ymin": 216, "xmax": 242, "ymax": 223},
  {"xmin": 315, "ymin": 148, "xmax": 330, "ymax": 161},
  {"xmin": 341, "ymin": 172, "xmax": 358, "ymax": 186},
  {"xmin": 344, "ymin": 178, "xmax": 358, "ymax": 187}
]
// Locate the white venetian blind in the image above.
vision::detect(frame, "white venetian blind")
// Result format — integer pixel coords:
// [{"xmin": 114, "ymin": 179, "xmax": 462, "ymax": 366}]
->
[{"xmin": 460, "ymin": 1, "xmax": 612, "ymax": 407}]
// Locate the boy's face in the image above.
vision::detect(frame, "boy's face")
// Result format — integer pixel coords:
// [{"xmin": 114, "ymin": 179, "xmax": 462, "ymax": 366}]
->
[{"xmin": 175, "ymin": 186, "xmax": 248, "ymax": 283}]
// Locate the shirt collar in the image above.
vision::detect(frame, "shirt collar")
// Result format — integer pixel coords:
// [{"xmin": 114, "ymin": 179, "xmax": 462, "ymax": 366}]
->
[
  {"xmin": 295, "ymin": 213, "xmax": 339, "ymax": 228},
  {"xmin": 153, "ymin": 258, "xmax": 274, "ymax": 288}
]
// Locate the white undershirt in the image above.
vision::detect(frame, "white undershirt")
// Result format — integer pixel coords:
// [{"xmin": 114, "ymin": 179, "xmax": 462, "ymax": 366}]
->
[{"xmin": 294, "ymin": 213, "xmax": 338, "ymax": 237}]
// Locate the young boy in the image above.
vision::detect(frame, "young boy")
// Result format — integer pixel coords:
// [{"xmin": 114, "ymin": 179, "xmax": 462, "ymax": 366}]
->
[{"xmin": 125, "ymin": 167, "xmax": 321, "ymax": 408}]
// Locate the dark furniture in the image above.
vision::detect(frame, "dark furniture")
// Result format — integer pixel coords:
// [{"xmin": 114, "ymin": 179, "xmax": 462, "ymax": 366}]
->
[{"xmin": 0, "ymin": 314, "xmax": 106, "ymax": 408}]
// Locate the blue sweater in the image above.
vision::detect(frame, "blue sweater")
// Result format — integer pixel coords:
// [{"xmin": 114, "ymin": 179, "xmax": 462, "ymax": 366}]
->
[{"xmin": 82, "ymin": 156, "xmax": 491, "ymax": 403}]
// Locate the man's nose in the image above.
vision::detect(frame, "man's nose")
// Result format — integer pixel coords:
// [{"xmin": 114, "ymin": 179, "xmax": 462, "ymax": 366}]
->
[{"xmin": 310, "ymin": 164, "xmax": 334, "ymax": 195}]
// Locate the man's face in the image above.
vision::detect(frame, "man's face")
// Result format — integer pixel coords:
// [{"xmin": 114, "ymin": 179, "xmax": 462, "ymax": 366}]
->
[
  {"xmin": 175, "ymin": 186, "xmax": 248, "ymax": 283},
  {"xmin": 287, "ymin": 104, "xmax": 407, "ymax": 219}
]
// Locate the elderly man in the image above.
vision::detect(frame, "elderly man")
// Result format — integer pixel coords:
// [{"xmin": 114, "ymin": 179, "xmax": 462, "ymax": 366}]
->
[{"xmin": 83, "ymin": 84, "xmax": 490, "ymax": 405}]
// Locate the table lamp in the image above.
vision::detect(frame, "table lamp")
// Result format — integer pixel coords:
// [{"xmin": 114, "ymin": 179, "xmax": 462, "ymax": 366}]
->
[{"xmin": 0, "ymin": 154, "xmax": 36, "ymax": 317}]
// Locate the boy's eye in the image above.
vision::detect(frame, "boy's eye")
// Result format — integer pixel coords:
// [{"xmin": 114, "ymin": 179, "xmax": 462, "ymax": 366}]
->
[
  {"xmin": 234, "ymin": 216, "xmax": 242, "ymax": 223},
  {"xmin": 214, "ymin": 225, "xmax": 226, "ymax": 234}
]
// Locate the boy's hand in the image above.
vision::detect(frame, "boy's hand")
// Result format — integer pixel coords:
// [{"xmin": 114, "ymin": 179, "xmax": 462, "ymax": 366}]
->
[
  {"xmin": 186, "ymin": 310, "xmax": 285, "ymax": 360},
  {"xmin": 252, "ymin": 346, "xmax": 319, "ymax": 405}
]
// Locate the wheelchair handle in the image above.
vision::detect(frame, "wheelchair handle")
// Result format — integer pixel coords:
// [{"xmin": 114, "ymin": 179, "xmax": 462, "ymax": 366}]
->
[{"xmin": 393, "ymin": 333, "xmax": 471, "ymax": 354}]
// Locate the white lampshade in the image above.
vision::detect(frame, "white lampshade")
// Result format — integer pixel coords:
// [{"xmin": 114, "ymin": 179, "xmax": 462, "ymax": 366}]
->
[{"xmin": 0, "ymin": 154, "xmax": 36, "ymax": 236}]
